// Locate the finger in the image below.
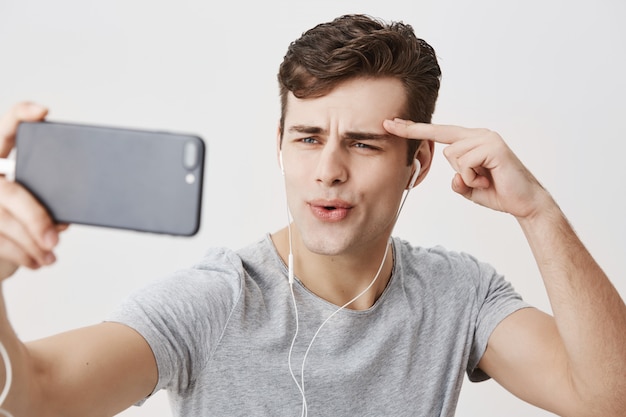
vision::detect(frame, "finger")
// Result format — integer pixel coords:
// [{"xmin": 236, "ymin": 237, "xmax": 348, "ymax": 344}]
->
[
  {"xmin": 0, "ymin": 235, "xmax": 41, "ymax": 270},
  {"xmin": 0, "ymin": 102, "xmax": 49, "ymax": 157},
  {"xmin": 0, "ymin": 206, "xmax": 56, "ymax": 267},
  {"xmin": 0, "ymin": 179, "xmax": 58, "ymax": 251},
  {"xmin": 450, "ymin": 146, "xmax": 493, "ymax": 189},
  {"xmin": 383, "ymin": 118, "xmax": 470, "ymax": 144},
  {"xmin": 442, "ymin": 135, "xmax": 484, "ymax": 165},
  {"xmin": 451, "ymin": 173, "xmax": 473, "ymax": 199},
  {"xmin": 441, "ymin": 140, "xmax": 476, "ymax": 173}
]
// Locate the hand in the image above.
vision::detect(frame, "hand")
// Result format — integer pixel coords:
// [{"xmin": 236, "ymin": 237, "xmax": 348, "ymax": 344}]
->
[
  {"xmin": 0, "ymin": 102, "xmax": 66, "ymax": 280},
  {"xmin": 383, "ymin": 118, "xmax": 552, "ymax": 219}
]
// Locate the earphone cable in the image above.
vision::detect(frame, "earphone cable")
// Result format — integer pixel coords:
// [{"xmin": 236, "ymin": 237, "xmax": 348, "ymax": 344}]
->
[
  {"xmin": 283, "ymin": 188, "xmax": 308, "ymax": 417},
  {"xmin": 289, "ymin": 185, "xmax": 414, "ymax": 416},
  {"xmin": 0, "ymin": 340, "xmax": 14, "ymax": 417}
]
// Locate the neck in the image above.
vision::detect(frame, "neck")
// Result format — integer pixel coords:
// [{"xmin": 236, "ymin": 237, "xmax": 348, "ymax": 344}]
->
[{"xmin": 271, "ymin": 226, "xmax": 394, "ymax": 310}]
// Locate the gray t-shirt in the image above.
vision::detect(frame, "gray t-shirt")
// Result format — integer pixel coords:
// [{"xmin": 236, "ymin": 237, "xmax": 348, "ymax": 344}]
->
[{"xmin": 107, "ymin": 234, "xmax": 529, "ymax": 416}]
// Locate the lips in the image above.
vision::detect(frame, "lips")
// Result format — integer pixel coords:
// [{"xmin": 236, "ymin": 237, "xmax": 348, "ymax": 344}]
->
[{"xmin": 308, "ymin": 199, "xmax": 353, "ymax": 222}]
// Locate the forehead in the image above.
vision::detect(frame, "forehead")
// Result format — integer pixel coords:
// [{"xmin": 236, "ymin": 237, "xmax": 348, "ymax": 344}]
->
[{"xmin": 283, "ymin": 77, "xmax": 407, "ymax": 132}]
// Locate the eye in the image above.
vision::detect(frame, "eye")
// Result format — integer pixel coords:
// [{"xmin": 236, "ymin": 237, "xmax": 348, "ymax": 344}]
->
[
  {"xmin": 353, "ymin": 142, "xmax": 379, "ymax": 151},
  {"xmin": 300, "ymin": 137, "xmax": 318, "ymax": 144}
]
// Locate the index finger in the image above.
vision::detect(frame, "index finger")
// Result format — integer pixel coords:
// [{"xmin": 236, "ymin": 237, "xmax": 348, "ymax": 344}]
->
[
  {"xmin": 383, "ymin": 118, "xmax": 468, "ymax": 145},
  {"xmin": 0, "ymin": 102, "xmax": 49, "ymax": 157}
]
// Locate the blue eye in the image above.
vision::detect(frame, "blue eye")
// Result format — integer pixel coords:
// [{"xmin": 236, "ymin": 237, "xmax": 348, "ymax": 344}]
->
[
  {"xmin": 301, "ymin": 137, "xmax": 317, "ymax": 144},
  {"xmin": 354, "ymin": 142, "xmax": 378, "ymax": 150}
]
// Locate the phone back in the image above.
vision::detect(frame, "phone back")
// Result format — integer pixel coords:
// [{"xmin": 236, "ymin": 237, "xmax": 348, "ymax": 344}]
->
[{"xmin": 15, "ymin": 121, "xmax": 205, "ymax": 236}]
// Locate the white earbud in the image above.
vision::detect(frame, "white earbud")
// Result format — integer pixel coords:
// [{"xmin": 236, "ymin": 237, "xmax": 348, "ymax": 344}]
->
[
  {"xmin": 279, "ymin": 151, "xmax": 285, "ymax": 175},
  {"xmin": 408, "ymin": 159, "xmax": 421, "ymax": 189}
]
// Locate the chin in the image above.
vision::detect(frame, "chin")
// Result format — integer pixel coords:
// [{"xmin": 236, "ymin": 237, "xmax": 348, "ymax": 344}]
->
[
  {"xmin": 302, "ymin": 240, "xmax": 345, "ymax": 256},
  {"xmin": 298, "ymin": 231, "xmax": 351, "ymax": 257}
]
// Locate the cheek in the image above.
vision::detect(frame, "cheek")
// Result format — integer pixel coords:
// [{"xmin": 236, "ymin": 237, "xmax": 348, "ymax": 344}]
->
[
  {"xmin": 283, "ymin": 165, "xmax": 306, "ymax": 186},
  {"xmin": 283, "ymin": 171, "xmax": 309, "ymax": 206},
  {"xmin": 368, "ymin": 160, "xmax": 409, "ymax": 188},
  {"xmin": 361, "ymin": 172, "xmax": 407, "ymax": 203}
]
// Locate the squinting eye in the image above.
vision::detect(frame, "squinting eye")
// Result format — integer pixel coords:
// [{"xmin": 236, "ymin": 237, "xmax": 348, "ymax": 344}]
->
[{"xmin": 354, "ymin": 142, "xmax": 374, "ymax": 149}]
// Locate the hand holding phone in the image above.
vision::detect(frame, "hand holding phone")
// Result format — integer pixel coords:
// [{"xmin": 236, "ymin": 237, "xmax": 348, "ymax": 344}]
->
[
  {"xmin": 0, "ymin": 102, "xmax": 57, "ymax": 278},
  {"xmin": 14, "ymin": 121, "xmax": 205, "ymax": 236}
]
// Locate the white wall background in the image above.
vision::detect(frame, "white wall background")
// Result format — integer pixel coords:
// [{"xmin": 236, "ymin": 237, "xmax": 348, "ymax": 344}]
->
[{"xmin": 1, "ymin": 0, "xmax": 624, "ymax": 416}]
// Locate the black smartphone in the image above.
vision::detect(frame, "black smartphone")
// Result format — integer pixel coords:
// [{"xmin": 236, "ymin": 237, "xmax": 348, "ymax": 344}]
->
[{"xmin": 15, "ymin": 121, "xmax": 205, "ymax": 236}]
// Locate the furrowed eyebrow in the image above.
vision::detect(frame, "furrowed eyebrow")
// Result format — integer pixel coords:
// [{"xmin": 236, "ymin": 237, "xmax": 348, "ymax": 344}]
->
[
  {"xmin": 288, "ymin": 125, "xmax": 326, "ymax": 135},
  {"xmin": 287, "ymin": 125, "xmax": 393, "ymax": 141},
  {"xmin": 343, "ymin": 131, "xmax": 393, "ymax": 141}
]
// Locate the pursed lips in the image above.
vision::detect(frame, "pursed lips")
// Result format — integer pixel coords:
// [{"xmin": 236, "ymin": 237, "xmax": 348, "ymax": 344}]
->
[{"xmin": 308, "ymin": 199, "xmax": 353, "ymax": 222}]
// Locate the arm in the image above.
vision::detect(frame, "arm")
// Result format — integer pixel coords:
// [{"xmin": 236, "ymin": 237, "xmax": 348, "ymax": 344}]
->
[
  {"xmin": 0, "ymin": 103, "xmax": 158, "ymax": 416},
  {"xmin": 482, "ymin": 198, "xmax": 626, "ymax": 416},
  {"xmin": 384, "ymin": 119, "xmax": 626, "ymax": 416},
  {"xmin": 1, "ymin": 304, "xmax": 157, "ymax": 416}
]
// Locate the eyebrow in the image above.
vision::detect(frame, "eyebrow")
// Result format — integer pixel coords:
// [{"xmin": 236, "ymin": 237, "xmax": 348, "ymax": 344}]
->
[{"xmin": 287, "ymin": 125, "xmax": 394, "ymax": 141}]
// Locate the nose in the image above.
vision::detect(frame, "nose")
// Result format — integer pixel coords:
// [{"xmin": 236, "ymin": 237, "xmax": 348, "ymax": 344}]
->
[{"xmin": 315, "ymin": 142, "xmax": 348, "ymax": 186}]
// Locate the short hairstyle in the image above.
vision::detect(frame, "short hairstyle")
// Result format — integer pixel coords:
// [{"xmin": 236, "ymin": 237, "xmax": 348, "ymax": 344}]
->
[{"xmin": 277, "ymin": 14, "xmax": 442, "ymax": 165}]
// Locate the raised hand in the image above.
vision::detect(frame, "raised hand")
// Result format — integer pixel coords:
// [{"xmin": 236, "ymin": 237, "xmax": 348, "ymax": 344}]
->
[
  {"xmin": 0, "ymin": 102, "xmax": 64, "ymax": 280},
  {"xmin": 384, "ymin": 118, "xmax": 553, "ymax": 220}
]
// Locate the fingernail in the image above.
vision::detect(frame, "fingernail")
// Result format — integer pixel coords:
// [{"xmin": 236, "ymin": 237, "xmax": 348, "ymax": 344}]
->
[
  {"xmin": 25, "ymin": 102, "xmax": 48, "ymax": 117},
  {"xmin": 43, "ymin": 252, "xmax": 56, "ymax": 265},
  {"xmin": 44, "ymin": 229, "xmax": 58, "ymax": 249}
]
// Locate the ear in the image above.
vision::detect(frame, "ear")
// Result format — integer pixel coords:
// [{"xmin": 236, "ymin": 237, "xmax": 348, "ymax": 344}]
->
[
  {"xmin": 407, "ymin": 140, "xmax": 434, "ymax": 189},
  {"xmin": 276, "ymin": 122, "xmax": 283, "ymax": 172},
  {"xmin": 407, "ymin": 159, "xmax": 421, "ymax": 189}
]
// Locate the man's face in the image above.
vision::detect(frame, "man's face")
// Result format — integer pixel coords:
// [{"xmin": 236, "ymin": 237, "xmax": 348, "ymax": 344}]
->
[{"xmin": 279, "ymin": 77, "xmax": 414, "ymax": 257}]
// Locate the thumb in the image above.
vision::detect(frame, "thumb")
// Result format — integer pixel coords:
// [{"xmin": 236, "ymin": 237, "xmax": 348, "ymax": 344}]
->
[
  {"xmin": 0, "ymin": 102, "xmax": 49, "ymax": 157},
  {"xmin": 451, "ymin": 173, "xmax": 473, "ymax": 199}
]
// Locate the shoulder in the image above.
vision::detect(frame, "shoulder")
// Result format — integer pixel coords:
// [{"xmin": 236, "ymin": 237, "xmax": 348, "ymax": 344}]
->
[
  {"xmin": 392, "ymin": 237, "xmax": 506, "ymax": 299},
  {"xmin": 394, "ymin": 237, "xmax": 496, "ymax": 277},
  {"xmin": 162, "ymin": 235, "xmax": 287, "ymax": 303},
  {"xmin": 122, "ymin": 246, "xmax": 248, "ymax": 312}
]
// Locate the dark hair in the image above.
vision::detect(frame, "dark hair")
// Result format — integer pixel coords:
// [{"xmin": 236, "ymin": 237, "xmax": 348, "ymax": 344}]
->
[{"xmin": 277, "ymin": 14, "xmax": 442, "ymax": 164}]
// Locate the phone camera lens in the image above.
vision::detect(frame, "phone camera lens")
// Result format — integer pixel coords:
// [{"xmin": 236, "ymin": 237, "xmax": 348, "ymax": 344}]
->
[{"xmin": 183, "ymin": 141, "xmax": 199, "ymax": 169}]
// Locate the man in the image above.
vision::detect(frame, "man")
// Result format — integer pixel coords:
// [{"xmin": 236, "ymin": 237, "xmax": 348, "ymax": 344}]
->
[{"xmin": 0, "ymin": 13, "xmax": 624, "ymax": 417}]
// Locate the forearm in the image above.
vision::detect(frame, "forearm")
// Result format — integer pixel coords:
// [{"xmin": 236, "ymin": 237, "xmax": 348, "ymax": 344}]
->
[
  {"xmin": 517, "ymin": 193, "xmax": 626, "ymax": 411},
  {"xmin": 0, "ymin": 285, "xmax": 46, "ymax": 416}
]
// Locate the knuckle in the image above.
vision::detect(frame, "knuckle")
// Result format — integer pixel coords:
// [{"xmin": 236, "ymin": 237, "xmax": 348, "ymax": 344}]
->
[
  {"xmin": 485, "ymin": 129, "xmax": 503, "ymax": 142},
  {"xmin": 474, "ymin": 127, "xmax": 493, "ymax": 136}
]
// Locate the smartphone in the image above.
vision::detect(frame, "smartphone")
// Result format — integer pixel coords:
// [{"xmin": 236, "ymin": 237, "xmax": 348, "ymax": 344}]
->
[{"xmin": 15, "ymin": 121, "xmax": 205, "ymax": 236}]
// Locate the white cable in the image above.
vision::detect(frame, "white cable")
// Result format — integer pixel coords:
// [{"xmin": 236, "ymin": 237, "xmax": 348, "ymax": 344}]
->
[
  {"xmin": 0, "ymin": 159, "xmax": 15, "ymax": 182},
  {"xmin": 282, "ymin": 177, "xmax": 307, "ymax": 416},
  {"xmin": 288, "ymin": 277, "xmax": 307, "ymax": 417},
  {"xmin": 0, "ymin": 340, "xmax": 14, "ymax": 417},
  {"xmin": 287, "ymin": 183, "xmax": 415, "ymax": 416},
  {"xmin": 298, "ymin": 238, "xmax": 391, "ymax": 407}
]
